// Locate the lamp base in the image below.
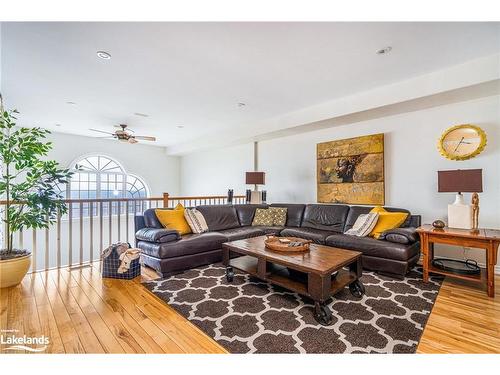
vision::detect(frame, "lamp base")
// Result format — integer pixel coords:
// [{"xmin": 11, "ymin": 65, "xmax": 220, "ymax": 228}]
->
[
  {"xmin": 250, "ymin": 190, "xmax": 262, "ymax": 204},
  {"xmin": 448, "ymin": 203, "xmax": 472, "ymax": 229}
]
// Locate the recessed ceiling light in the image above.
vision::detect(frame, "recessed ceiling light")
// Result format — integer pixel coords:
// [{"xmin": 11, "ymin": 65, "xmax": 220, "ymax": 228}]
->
[
  {"xmin": 134, "ymin": 112, "xmax": 149, "ymax": 118},
  {"xmin": 55, "ymin": 123, "xmax": 62, "ymax": 127},
  {"xmin": 97, "ymin": 51, "xmax": 112, "ymax": 60},
  {"xmin": 66, "ymin": 101, "xmax": 76, "ymax": 105},
  {"xmin": 376, "ymin": 46, "xmax": 392, "ymax": 55},
  {"xmin": 176, "ymin": 125, "xmax": 184, "ymax": 129}
]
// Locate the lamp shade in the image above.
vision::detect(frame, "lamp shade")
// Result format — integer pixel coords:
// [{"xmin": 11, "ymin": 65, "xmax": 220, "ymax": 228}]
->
[
  {"xmin": 438, "ymin": 169, "xmax": 483, "ymax": 193},
  {"xmin": 246, "ymin": 172, "xmax": 265, "ymax": 185}
]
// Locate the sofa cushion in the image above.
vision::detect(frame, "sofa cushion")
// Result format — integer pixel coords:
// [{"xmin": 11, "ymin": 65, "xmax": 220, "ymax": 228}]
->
[
  {"xmin": 379, "ymin": 227, "xmax": 419, "ymax": 244},
  {"xmin": 143, "ymin": 208, "xmax": 163, "ymax": 229},
  {"xmin": 251, "ymin": 226, "xmax": 285, "ymax": 235},
  {"xmin": 234, "ymin": 204, "xmax": 268, "ymax": 226},
  {"xmin": 217, "ymin": 227, "xmax": 265, "ymax": 242},
  {"xmin": 137, "ymin": 232, "xmax": 227, "ymax": 259},
  {"xmin": 301, "ymin": 204, "xmax": 349, "ymax": 233},
  {"xmin": 196, "ymin": 205, "xmax": 240, "ymax": 231},
  {"xmin": 135, "ymin": 228, "xmax": 180, "ymax": 243},
  {"xmin": 270, "ymin": 204, "xmax": 305, "ymax": 227},
  {"xmin": 280, "ymin": 227, "xmax": 336, "ymax": 244},
  {"xmin": 344, "ymin": 206, "xmax": 412, "ymax": 232},
  {"xmin": 325, "ymin": 234, "xmax": 419, "ymax": 261}
]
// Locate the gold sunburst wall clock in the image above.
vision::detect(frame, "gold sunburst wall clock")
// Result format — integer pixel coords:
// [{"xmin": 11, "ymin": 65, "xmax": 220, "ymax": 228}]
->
[{"xmin": 438, "ymin": 124, "xmax": 487, "ymax": 161}]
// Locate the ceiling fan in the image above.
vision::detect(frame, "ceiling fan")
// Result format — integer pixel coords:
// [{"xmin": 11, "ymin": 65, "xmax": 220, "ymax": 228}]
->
[{"xmin": 89, "ymin": 124, "xmax": 156, "ymax": 144}]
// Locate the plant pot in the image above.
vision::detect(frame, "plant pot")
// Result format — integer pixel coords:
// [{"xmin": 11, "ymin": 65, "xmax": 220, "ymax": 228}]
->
[{"xmin": 0, "ymin": 253, "xmax": 32, "ymax": 288}]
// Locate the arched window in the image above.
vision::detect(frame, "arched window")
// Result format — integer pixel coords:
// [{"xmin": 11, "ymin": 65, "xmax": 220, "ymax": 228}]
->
[{"xmin": 66, "ymin": 154, "xmax": 149, "ymax": 200}]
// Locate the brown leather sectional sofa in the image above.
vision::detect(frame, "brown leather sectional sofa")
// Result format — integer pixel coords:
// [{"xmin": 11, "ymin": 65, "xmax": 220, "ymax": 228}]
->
[{"xmin": 135, "ymin": 203, "xmax": 421, "ymax": 279}]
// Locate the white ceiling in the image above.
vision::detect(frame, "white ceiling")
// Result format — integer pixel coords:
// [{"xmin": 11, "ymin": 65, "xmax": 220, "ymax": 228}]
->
[{"xmin": 1, "ymin": 22, "xmax": 500, "ymax": 149}]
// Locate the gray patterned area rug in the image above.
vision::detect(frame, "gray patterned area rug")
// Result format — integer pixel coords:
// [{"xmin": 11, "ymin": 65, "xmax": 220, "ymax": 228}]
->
[{"xmin": 143, "ymin": 263, "xmax": 442, "ymax": 353}]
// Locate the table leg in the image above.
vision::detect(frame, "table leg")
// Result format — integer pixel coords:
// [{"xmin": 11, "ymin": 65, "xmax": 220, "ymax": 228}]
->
[
  {"xmin": 308, "ymin": 273, "xmax": 333, "ymax": 325},
  {"xmin": 349, "ymin": 257, "xmax": 363, "ymax": 279},
  {"xmin": 222, "ymin": 247, "xmax": 230, "ymax": 266},
  {"xmin": 257, "ymin": 257, "xmax": 267, "ymax": 279},
  {"xmin": 487, "ymin": 244, "xmax": 495, "ymax": 298},
  {"xmin": 421, "ymin": 234, "xmax": 429, "ymax": 283}
]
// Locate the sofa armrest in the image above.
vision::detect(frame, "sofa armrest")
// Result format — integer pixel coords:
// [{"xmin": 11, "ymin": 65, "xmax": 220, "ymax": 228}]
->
[
  {"xmin": 379, "ymin": 227, "xmax": 419, "ymax": 244},
  {"xmin": 135, "ymin": 228, "xmax": 181, "ymax": 243}
]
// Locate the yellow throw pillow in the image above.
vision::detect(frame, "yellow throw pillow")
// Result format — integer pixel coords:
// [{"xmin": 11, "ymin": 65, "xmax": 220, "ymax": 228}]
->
[
  {"xmin": 155, "ymin": 204, "xmax": 192, "ymax": 235},
  {"xmin": 368, "ymin": 206, "xmax": 408, "ymax": 239}
]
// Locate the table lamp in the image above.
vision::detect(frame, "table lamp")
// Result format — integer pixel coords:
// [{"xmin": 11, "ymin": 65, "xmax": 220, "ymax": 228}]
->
[
  {"xmin": 246, "ymin": 172, "xmax": 265, "ymax": 204},
  {"xmin": 437, "ymin": 169, "xmax": 483, "ymax": 229}
]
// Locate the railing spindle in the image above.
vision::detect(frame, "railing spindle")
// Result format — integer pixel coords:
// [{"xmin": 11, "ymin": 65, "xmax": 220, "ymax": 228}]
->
[
  {"xmin": 79, "ymin": 201, "xmax": 83, "ymax": 265},
  {"xmin": 99, "ymin": 201, "xmax": 104, "ymax": 253},
  {"xmin": 45, "ymin": 226, "xmax": 49, "ymax": 270},
  {"xmin": 32, "ymin": 229, "xmax": 37, "ymax": 272},
  {"xmin": 89, "ymin": 202, "xmax": 94, "ymax": 264},
  {"xmin": 68, "ymin": 203, "xmax": 73, "ymax": 267},
  {"xmin": 117, "ymin": 201, "xmax": 121, "ymax": 241},
  {"xmin": 125, "ymin": 200, "xmax": 129, "ymax": 244},
  {"xmin": 108, "ymin": 201, "xmax": 112, "ymax": 245},
  {"xmin": 19, "ymin": 229, "xmax": 23, "ymax": 251},
  {"xmin": 57, "ymin": 208, "xmax": 61, "ymax": 268}
]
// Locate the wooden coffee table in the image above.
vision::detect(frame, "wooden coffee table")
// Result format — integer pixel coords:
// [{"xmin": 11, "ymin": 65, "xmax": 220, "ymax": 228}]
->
[{"xmin": 222, "ymin": 236, "xmax": 364, "ymax": 325}]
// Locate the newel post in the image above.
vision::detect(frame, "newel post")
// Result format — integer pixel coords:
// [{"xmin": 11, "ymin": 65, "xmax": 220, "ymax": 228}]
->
[{"xmin": 162, "ymin": 192, "xmax": 169, "ymax": 208}]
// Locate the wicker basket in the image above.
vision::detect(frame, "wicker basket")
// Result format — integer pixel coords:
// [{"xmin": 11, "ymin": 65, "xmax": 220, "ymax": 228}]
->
[{"xmin": 264, "ymin": 237, "xmax": 311, "ymax": 253}]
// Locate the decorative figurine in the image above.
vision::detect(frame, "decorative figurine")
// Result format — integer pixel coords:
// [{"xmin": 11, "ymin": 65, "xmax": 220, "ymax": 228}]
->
[
  {"xmin": 471, "ymin": 192, "xmax": 480, "ymax": 230},
  {"xmin": 432, "ymin": 220, "xmax": 445, "ymax": 229}
]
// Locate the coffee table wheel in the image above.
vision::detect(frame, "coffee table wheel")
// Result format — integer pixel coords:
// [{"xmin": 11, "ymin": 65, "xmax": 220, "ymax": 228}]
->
[
  {"xmin": 314, "ymin": 302, "xmax": 333, "ymax": 326},
  {"xmin": 349, "ymin": 280, "xmax": 365, "ymax": 298},
  {"xmin": 225, "ymin": 267, "xmax": 234, "ymax": 282}
]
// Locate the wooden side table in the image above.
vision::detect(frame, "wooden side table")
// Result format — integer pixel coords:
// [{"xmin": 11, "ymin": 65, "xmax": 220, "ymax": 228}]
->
[{"xmin": 417, "ymin": 225, "xmax": 500, "ymax": 297}]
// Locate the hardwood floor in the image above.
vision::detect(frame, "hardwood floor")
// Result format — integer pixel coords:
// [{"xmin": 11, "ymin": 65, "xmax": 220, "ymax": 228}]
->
[
  {"xmin": 417, "ymin": 274, "xmax": 500, "ymax": 353},
  {"xmin": 0, "ymin": 263, "xmax": 227, "ymax": 354},
  {"xmin": 1, "ymin": 263, "xmax": 499, "ymax": 354}
]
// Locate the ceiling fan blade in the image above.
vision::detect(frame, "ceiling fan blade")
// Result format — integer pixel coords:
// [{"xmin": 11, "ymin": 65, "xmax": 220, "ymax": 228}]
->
[
  {"xmin": 128, "ymin": 137, "xmax": 139, "ymax": 144},
  {"xmin": 134, "ymin": 135, "xmax": 156, "ymax": 141},
  {"xmin": 89, "ymin": 128, "xmax": 114, "ymax": 135}
]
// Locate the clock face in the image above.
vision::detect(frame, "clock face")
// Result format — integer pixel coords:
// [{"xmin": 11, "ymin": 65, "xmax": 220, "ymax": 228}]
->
[{"xmin": 439, "ymin": 125, "xmax": 486, "ymax": 160}]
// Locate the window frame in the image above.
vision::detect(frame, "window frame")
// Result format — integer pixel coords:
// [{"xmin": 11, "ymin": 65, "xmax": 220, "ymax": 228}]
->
[{"xmin": 65, "ymin": 153, "xmax": 150, "ymax": 200}]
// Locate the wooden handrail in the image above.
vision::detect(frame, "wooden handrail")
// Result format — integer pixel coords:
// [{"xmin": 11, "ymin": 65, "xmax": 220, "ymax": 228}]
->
[{"xmin": 0, "ymin": 194, "xmax": 245, "ymax": 205}]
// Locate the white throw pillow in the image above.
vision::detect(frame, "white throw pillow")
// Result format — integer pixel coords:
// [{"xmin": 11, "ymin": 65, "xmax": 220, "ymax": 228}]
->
[
  {"xmin": 184, "ymin": 208, "xmax": 209, "ymax": 234},
  {"xmin": 345, "ymin": 213, "xmax": 379, "ymax": 237}
]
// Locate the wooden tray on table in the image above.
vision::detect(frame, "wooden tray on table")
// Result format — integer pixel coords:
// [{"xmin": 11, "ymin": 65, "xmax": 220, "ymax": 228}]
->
[{"xmin": 264, "ymin": 236, "xmax": 311, "ymax": 253}]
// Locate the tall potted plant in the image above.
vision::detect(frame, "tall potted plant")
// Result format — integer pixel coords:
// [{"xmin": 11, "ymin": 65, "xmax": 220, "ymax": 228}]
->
[{"xmin": 0, "ymin": 103, "xmax": 73, "ymax": 288}]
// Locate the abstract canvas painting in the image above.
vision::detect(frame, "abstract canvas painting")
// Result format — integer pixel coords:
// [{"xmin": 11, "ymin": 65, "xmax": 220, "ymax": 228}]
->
[{"xmin": 317, "ymin": 133, "xmax": 384, "ymax": 205}]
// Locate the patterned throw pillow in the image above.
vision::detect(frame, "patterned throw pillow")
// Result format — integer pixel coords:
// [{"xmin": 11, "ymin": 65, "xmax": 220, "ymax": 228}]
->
[
  {"xmin": 269, "ymin": 207, "xmax": 287, "ymax": 226},
  {"xmin": 345, "ymin": 213, "xmax": 379, "ymax": 237},
  {"xmin": 184, "ymin": 208, "xmax": 209, "ymax": 234},
  {"xmin": 252, "ymin": 208, "xmax": 275, "ymax": 226}
]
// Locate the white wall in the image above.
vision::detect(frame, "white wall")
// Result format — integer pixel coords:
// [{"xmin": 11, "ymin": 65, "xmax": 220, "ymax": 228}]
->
[
  {"xmin": 180, "ymin": 142, "xmax": 254, "ymax": 196},
  {"xmin": 180, "ymin": 95, "xmax": 500, "ymax": 266},
  {"xmin": 47, "ymin": 131, "xmax": 180, "ymax": 196}
]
